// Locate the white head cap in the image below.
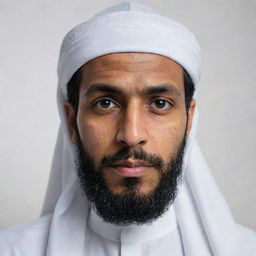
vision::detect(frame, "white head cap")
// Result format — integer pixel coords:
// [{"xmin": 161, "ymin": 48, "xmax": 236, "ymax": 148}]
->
[{"xmin": 57, "ymin": 1, "xmax": 201, "ymax": 97}]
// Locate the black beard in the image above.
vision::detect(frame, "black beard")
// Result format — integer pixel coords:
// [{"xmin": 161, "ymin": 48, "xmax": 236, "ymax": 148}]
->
[{"xmin": 74, "ymin": 136, "xmax": 186, "ymax": 226}]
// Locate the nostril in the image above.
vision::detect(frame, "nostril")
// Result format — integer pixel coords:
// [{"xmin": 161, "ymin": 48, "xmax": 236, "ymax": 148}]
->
[
  {"xmin": 138, "ymin": 140, "xmax": 146, "ymax": 145},
  {"xmin": 120, "ymin": 140, "xmax": 127, "ymax": 145},
  {"xmin": 118, "ymin": 139, "xmax": 146, "ymax": 146}
]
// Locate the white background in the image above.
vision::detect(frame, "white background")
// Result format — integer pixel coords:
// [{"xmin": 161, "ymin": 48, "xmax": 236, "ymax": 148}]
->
[{"xmin": 0, "ymin": 0, "xmax": 255, "ymax": 230}]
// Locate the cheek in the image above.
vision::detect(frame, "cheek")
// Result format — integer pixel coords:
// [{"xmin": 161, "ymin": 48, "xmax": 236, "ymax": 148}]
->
[
  {"xmin": 147, "ymin": 114, "xmax": 187, "ymax": 160},
  {"xmin": 77, "ymin": 118, "xmax": 114, "ymax": 163}
]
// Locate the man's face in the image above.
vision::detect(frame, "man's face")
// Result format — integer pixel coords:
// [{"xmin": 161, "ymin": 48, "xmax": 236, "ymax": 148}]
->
[{"xmin": 65, "ymin": 53, "xmax": 195, "ymax": 224}]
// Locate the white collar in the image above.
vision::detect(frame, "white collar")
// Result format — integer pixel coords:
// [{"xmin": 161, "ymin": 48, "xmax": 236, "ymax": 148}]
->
[{"xmin": 88, "ymin": 204, "xmax": 178, "ymax": 243}]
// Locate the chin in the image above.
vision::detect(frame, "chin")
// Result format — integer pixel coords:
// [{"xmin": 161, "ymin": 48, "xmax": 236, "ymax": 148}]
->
[{"xmin": 108, "ymin": 176, "xmax": 159, "ymax": 196}]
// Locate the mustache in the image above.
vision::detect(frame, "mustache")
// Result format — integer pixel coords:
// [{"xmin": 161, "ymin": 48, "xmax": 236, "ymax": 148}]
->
[{"xmin": 100, "ymin": 147, "xmax": 164, "ymax": 171}]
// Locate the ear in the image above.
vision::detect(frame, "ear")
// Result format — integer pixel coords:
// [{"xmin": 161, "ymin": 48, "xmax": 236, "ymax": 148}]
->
[
  {"xmin": 186, "ymin": 99, "xmax": 196, "ymax": 139},
  {"xmin": 64, "ymin": 101, "xmax": 78, "ymax": 143}
]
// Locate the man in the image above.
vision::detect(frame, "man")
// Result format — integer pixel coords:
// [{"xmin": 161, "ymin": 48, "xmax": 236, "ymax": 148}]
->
[{"xmin": 0, "ymin": 2, "xmax": 255, "ymax": 256}]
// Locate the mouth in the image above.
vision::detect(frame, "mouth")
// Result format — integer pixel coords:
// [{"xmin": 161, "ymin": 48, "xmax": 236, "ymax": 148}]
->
[{"xmin": 109, "ymin": 159, "xmax": 153, "ymax": 177}]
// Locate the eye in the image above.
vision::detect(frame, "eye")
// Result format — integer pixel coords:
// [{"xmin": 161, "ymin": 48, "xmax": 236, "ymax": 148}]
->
[
  {"xmin": 94, "ymin": 98, "xmax": 117, "ymax": 109},
  {"xmin": 150, "ymin": 99, "xmax": 172, "ymax": 110}
]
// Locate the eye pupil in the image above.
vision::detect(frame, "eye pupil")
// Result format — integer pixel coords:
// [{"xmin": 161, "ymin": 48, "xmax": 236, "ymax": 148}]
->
[
  {"xmin": 99, "ymin": 100, "xmax": 111, "ymax": 108},
  {"xmin": 154, "ymin": 100, "xmax": 166, "ymax": 108}
]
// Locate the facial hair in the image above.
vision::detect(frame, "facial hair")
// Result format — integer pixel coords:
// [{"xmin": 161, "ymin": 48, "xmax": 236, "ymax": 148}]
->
[{"xmin": 74, "ymin": 135, "xmax": 186, "ymax": 226}]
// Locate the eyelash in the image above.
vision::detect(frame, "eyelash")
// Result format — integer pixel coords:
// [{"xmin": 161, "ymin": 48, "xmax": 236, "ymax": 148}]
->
[
  {"xmin": 150, "ymin": 98, "xmax": 172, "ymax": 110},
  {"xmin": 93, "ymin": 97, "xmax": 173, "ymax": 112},
  {"xmin": 93, "ymin": 97, "xmax": 119, "ymax": 110}
]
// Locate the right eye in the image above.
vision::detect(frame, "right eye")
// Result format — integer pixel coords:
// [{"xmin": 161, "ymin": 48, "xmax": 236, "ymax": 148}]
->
[{"xmin": 94, "ymin": 98, "xmax": 118, "ymax": 109}]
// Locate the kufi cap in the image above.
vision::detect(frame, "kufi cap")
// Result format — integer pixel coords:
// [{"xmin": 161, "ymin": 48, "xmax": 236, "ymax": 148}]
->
[{"xmin": 57, "ymin": 1, "xmax": 201, "ymax": 97}]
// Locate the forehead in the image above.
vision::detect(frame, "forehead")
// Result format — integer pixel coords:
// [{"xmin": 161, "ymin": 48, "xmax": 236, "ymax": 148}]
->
[{"xmin": 79, "ymin": 52, "xmax": 184, "ymax": 93}]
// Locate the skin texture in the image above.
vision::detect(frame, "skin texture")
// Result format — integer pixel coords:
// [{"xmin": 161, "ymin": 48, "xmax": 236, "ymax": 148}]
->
[{"xmin": 65, "ymin": 52, "xmax": 195, "ymax": 196}]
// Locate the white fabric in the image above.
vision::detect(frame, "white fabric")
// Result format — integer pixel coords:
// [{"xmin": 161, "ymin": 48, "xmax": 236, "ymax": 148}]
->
[
  {"xmin": 0, "ymin": 206, "xmax": 184, "ymax": 256},
  {"xmin": 88, "ymin": 205, "xmax": 177, "ymax": 243},
  {"xmin": 85, "ymin": 205, "xmax": 184, "ymax": 256},
  {"xmin": 1, "ymin": 2, "xmax": 255, "ymax": 256},
  {"xmin": 57, "ymin": 3, "xmax": 201, "ymax": 98}
]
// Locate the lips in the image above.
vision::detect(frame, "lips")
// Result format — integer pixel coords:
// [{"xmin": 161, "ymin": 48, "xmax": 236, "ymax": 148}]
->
[{"xmin": 109, "ymin": 159, "xmax": 152, "ymax": 177}]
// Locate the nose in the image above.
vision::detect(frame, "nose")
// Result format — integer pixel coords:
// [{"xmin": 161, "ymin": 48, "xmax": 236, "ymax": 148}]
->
[{"xmin": 116, "ymin": 103, "xmax": 147, "ymax": 147}]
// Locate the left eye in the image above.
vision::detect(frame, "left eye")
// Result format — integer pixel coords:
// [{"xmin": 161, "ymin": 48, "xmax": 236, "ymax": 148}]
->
[
  {"xmin": 150, "ymin": 99, "xmax": 171, "ymax": 110},
  {"xmin": 95, "ymin": 99, "xmax": 117, "ymax": 109}
]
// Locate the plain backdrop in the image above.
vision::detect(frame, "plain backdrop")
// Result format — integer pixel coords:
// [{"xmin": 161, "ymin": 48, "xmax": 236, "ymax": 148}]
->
[{"xmin": 0, "ymin": 0, "xmax": 255, "ymax": 230}]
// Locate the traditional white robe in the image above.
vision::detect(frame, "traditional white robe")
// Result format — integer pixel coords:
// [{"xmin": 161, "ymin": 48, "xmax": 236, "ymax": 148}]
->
[
  {"xmin": 85, "ymin": 205, "xmax": 184, "ymax": 256},
  {"xmin": 0, "ymin": 205, "xmax": 185, "ymax": 256},
  {"xmin": 1, "ymin": 200, "xmax": 255, "ymax": 256},
  {"xmin": 1, "ymin": 2, "xmax": 256, "ymax": 255}
]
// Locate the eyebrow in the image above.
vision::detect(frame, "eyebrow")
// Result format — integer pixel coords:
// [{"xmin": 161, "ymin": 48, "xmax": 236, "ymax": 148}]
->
[
  {"xmin": 84, "ymin": 83, "xmax": 181, "ymax": 97},
  {"xmin": 85, "ymin": 83, "xmax": 123, "ymax": 96},
  {"xmin": 141, "ymin": 84, "xmax": 181, "ymax": 97}
]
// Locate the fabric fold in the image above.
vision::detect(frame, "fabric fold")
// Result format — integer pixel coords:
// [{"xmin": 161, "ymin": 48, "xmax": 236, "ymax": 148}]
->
[{"xmin": 38, "ymin": 2, "xmax": 256, "ymax": 256}]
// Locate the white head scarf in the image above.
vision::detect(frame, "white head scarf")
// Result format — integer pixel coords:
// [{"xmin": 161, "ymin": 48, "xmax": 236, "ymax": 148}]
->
[{"xmin": 41, "ymin": 2, "xmax": 256, "ymax": 256}]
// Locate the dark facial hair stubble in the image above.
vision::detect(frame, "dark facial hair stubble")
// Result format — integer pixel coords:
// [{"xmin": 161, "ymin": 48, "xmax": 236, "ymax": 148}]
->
[{"xmin": 75, "ymin": 134, "xmax": 186, "ymax": 225}]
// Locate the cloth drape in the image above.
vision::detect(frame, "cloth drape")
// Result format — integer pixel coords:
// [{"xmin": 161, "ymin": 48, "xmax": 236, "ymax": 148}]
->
[{"xmin": 39, "ymin": 2, "xmax": 256, "ymax": 256}]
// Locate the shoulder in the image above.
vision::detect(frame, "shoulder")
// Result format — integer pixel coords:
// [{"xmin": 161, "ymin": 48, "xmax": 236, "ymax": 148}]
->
[
  {"xmin": 0, "ymin": 214, "xmax": 52, "ymax": 256},
  {"xmin": 236, "ymin": 224, "xmax": 256, "ymax": 255}
]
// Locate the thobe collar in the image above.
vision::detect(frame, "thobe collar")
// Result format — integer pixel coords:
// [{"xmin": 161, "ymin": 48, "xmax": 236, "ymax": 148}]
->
[{"xmin": 88, "ymin": 204, "xmax": 178, "ymax": 243}]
